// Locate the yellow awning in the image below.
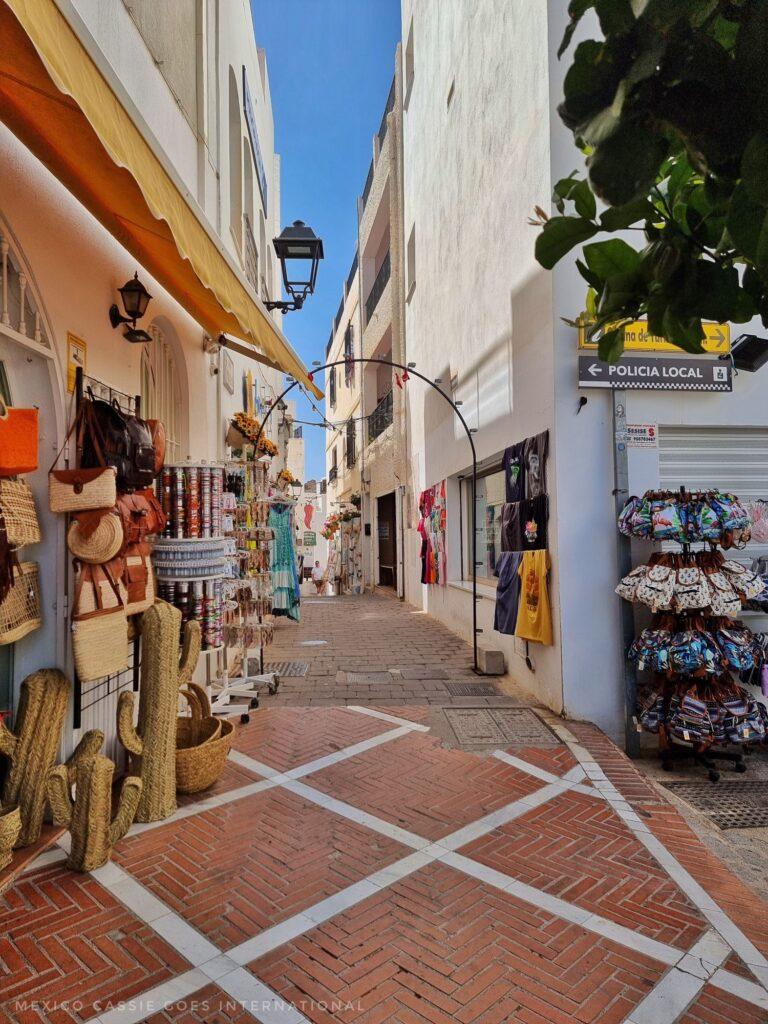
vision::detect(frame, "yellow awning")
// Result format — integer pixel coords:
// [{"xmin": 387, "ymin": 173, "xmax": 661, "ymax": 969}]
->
[{"xmin": 0, "ymin": 0, "xmax": 322, "ymax": 398}]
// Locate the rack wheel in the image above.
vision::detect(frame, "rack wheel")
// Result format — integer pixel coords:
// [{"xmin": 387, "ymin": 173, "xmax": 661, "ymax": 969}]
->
[
  {"xmin": 661, "ymin": 761, "xmax": 673, "ymax": 772},
  {"xmin": 249, "ymin": 697, "xmax": 259, "ymax": 709},
  {"xmin": 240, "ymin": 713, "xmax": 250, "ymax": 725},
  {"xmin": 708, "ymin": 770, "xmax": 720, "ymax": 783},
  {"xmin": 734, "ymin": 761, "xmax": 747, "ymax": 774}
]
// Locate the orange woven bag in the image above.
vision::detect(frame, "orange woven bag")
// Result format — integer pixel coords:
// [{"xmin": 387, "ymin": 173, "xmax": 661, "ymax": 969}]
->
[{"xmin": 0, "ymin": 398, "xmax": 38, "ymax": 477}]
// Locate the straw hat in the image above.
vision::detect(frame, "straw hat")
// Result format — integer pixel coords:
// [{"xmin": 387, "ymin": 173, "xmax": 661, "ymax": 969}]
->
[{"xmin": 67, "ymin": 511, "xmax": 123, "ymax": 564}]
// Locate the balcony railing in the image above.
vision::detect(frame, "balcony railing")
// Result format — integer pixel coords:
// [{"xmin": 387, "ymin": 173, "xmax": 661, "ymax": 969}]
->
[
  {"xmin": 378, "ymin": 78, "xmax": 396, "ymax": 148},
  {"xmin": 365, "ymin": 251, "xmax": 391, "ymax": 324},
  {"xmin": 345, "ymin": 251, "xmax": 358, "ymax": 295},
  {"xmin": 346, "ymin": 442, "xmax": 357, "ymax": 469},
  {"xmin": 328, "ymin": 465, "xmax": 338, "ymax": 483},
  {"xmin": 368, "ymin": 389, "xmax": 393, "ymax": 442},
  {"xmin": 361, "ymin": 160, "xmax": 374, "ymax": 209},
  {"xmin": 243, "ymin": 213, "xmax": 259, "ymax": 291}
]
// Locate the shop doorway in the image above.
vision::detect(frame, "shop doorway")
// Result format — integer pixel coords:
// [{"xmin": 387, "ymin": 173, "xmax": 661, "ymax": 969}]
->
[{"xmin": 377, "ymin": 491, "xmax": 397, "ymax": 589}]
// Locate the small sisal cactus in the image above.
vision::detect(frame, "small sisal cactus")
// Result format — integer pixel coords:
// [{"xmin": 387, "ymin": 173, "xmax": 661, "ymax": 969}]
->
[
  {"xmin": 117, "ymin": 600, "xmax": 200, "ymax": 822},
  {"xmin": 47, "ymin": 754, "xmax": 142, "ymax": 872},
  {"xmin": 0, "ymin": 669, "xmax": 102, "ymax": 847}
]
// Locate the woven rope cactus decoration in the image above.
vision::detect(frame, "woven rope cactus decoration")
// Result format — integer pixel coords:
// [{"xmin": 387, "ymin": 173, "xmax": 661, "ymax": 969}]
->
[
  {"xmin": 0, "ymin": 669, "xmax": 102, "ymax": 847},
  {"xmin": 47, "ymin": 754, "xmax": 142, "ymax": 872},
  {"xmin": 117, "ymin": 600, "xmax": 201, "ymax": 822}
]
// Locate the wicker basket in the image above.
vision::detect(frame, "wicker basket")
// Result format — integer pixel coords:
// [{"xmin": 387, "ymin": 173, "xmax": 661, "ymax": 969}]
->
[
  {"xmin": 0, "ymin": 480, "xmax": 41, "ymax": 547},
  {"xmin": 0, "ymin": 804, "xmax": 21, "ymax": 870},
  {"xmin": 72, "ymin": 613, "xmax": 129, "ymax": 682},
  {"xmin": 175, "ymin": 683, "xmax": 232, "ymax": 794},
  {"xmin": 0, "ymin": 562, "xmax": 41, "ymax": 646}
]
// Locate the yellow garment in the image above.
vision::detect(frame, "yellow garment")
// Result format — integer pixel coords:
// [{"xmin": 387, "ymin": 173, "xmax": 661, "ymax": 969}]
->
[{"xmin": 515, "ymin": 550, "xmax": 553, "ymax": 645}]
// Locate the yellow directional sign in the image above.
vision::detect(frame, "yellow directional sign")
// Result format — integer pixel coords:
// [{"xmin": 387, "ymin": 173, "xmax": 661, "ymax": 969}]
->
[{"xmin": 578, "ymin": 320, "xmax": 730, "ymax": 354}]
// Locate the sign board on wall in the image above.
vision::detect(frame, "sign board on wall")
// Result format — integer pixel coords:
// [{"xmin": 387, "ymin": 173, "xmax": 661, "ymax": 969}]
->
[
  {"xmin": 578, "ymin": 355, "xmax": 732, "ymax": 392},
  {"xmin": 242, "ymin": 67, "xmax": 268, "ymax": 216},
  {"xmin": 579, "ymin": 320, "xmax": 730, "ymax": 354},
  {"xmin": 614, "ymin": 423, "xmax": 659, "ymax": 448},
  {"xmin": 303, "ymin": 531, "xmax": 317, "ymax": 547},
  {"xmin": 66, "ymin": 333, "xmax": 87, "ymax": 393}
]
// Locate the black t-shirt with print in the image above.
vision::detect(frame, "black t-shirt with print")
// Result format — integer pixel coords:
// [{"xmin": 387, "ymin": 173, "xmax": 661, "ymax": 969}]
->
[
  {"xmin": 520, "ymin": 494, "xmax": 548, "ymax": 550},
  {"xmin": 502, "ymin": 442, "xmax": 525, "ymax": 502},
  {"xmin": 523, "ymin": 431, "xmax": 548, "ymax": 500}
]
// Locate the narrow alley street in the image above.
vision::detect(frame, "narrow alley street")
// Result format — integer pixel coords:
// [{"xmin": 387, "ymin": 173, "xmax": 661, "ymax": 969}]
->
[{"xmin": 2, "ymin": 596, "xmax": 768, "ymax": 1024}]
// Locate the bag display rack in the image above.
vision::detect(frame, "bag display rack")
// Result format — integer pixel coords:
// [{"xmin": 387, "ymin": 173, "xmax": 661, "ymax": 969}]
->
[
  {"xmin": 618, "ymin": 485, "xmax": 768, "ymax": 782},
  {"xmin": 208, "ymin": 457, "xmax": 285, "ymax": 721},
  {"xmin": 71, "ymin": 367, "xmax": 141, "ymax": 729}
]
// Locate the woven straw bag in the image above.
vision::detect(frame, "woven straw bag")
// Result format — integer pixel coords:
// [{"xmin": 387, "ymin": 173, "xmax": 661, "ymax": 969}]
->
[
  {"xmin": 0, "ymin": 562, "xmax": 41, "ymax": 645},
  {"xmin": 175, "ymin": 683, "xmax": 233, "ymax": 794},
  {"xmin": 0, "ymin": 805, "xmax": 21, "ymax": 871},
  {"xmin": 67, "ymin": 512, "xmax": 123, "ymax": 564},
  {"xmin": 72, "ymin": 561, "xmax": 129, "ymax": 681},
  {"xmin": 0, "ymin": 480, "xmax": 41, "ymax": 547},
  {"xmin": 49, "ymin": 402, "xmax": 117, "ymax": 514}
]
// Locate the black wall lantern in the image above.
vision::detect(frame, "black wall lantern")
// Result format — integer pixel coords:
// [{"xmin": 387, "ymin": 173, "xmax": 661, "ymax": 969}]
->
[
  {"xmin": 265, "ymin": 220, "xmax": 324, "ymax": 313},
  {"xmin": 109, "ymin": 272, "xmax": 153, "ymax": 343}
]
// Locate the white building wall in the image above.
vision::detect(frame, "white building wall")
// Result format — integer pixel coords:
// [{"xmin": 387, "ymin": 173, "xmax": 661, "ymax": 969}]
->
[{"xmin": 401, "ymin": 0, "xmax": 559, "ymax": 706}]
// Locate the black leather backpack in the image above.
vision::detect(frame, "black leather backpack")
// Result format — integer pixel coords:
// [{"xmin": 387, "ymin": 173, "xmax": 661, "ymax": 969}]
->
[{"xmin": 81, "ymin": 396, "xmax": 156, "ymax": 492}]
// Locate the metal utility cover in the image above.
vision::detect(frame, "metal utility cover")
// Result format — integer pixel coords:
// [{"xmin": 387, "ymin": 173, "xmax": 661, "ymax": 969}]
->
[
  {"xmin": 578, "ymin": 354, "xmax": 732, "ymax": 392},
  {"xmin": 344, "ymin": 672, "xmax": 393, "ymax": 684},
  {"xmin": 444, "ymin": 682, "xmax": 501, "ymax": 696},
  {"xmin": 663, "ymin": 781, "xmax": 768, "ymax": 830},
  {"xmin": 260, "ymin": 661, "xmax": 309, "ymax": 677},
  {"xmin": 442, "ymin": 708, "xmax": 559, "ymax": 749}
]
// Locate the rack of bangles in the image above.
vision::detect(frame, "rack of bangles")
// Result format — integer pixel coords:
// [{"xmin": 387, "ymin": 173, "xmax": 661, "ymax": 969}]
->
[
  {"xmin": 617, "ymin": 487, "xmax": 768, "ymax": 781},
  {"xmin": 207, "ymin": 457, "xmax": 283, "ymax": 721}
]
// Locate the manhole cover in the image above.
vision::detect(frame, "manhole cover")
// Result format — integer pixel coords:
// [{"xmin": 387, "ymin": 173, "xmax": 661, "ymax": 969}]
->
[
  {"xmin": 258, "ymin": 661, "xmax": 309, "ymax": 677},
  {"xmin": 396, "ymin": 668, "xmax": 449, "ymax": 681},
  {"xmin": 445, "ymin": 682, "xmax": 501, "ymax": 696},
  {"xmin": 441, "ymin": 707, "xmax": 559, "ymax": 750},
  {"xmin": 662, "ymin": 781, "xmax": 768, "ymax": 830},
  {"xmin": 343, "ymin": 672, "xmax": 393, "ymax": 684}
]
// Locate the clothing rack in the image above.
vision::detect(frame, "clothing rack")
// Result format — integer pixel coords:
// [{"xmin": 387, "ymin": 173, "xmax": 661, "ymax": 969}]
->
[{"xmin": 71, "ymin": 366, "xmax": 141, "ymax": 730}]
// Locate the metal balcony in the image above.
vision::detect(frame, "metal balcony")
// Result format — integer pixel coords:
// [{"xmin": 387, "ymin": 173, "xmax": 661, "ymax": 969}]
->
[
  {"xmin": 378, "ymin": 78, "xmax": 396, "ymax": 148},
  {"xmin": 362, "ymin": 160, "xmax": 374, "ymax": 209},
  {"xmin": 328, "ymin": 465, "xmax": 338, "ymax": 483},
  {"xmin": 365, "ymin": 251, "xmax": 390, "ymax": 325},
  {"xmin": 367, "ymin": 389, "xmax": 393, "ymax": 442}
]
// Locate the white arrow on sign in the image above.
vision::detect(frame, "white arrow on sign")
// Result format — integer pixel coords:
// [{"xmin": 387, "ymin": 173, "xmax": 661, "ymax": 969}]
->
[{"xmin": 588, "ymin": 363, "xmax": 601, "ymax": 377}]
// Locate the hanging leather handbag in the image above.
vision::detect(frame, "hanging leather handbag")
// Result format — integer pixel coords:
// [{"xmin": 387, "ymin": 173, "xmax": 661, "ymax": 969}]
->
[
  {"xmin": 116, "ymin": 490, "xmax": 167, "ymax": 547},
  {"xmin": 0, "ymin": 398, "xmax": 38, "ymax": 477},
  {"xmin": 121, "ymin": 541, "xmax": 155, "ymax": 615},
  {"xmin": 81, "ymin": 396, "xmax": 156, "ymax": 492},
  {"xmin": 49, "ymin": 403, "xmax": 117, "ymax": 513},
  {"xmin": 146, "ymin": 419, "xmax": 166, "ymax": 474}
]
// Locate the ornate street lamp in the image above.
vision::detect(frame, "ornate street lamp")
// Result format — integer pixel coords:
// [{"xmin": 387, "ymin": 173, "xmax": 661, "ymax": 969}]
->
[
  {"xmin": 109, "ymin": 272, "xmax": 153, "ymax": 343},
  {"xmin": 265, "ymin": 220, "xmax": 324, "ymax": 313}
]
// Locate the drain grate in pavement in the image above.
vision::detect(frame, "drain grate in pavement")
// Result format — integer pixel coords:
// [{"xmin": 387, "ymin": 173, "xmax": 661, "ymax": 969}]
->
[
  {"xmin": 395, "ymin": 668, "xmax": 449, "ymax": 681},
  {"xmin": 445, "ymin": 682, "xmax": 500, "ymax": 696},
  {"xmin": 343, "ymin": 671, "xmax": 393, "ymax": 684},
  {"xmin": 662, "ymin": 781, "xmax": 768, "ymax": 830},
  {"xmin": 440, "ymin": 707, "xmax": 559, "ymax": 750},
  {"xmin": 257, "ymin": 661, "xmax": 309, "ymax": 678}
]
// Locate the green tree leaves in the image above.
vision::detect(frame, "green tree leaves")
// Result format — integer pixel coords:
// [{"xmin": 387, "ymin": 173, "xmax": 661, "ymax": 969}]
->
[{"xmin": 536, "ymin": 0, "xmax": 768, "ymax": 361}]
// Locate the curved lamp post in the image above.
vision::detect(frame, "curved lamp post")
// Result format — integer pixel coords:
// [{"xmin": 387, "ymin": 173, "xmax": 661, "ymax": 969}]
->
[{"xmin": 254, "ymin": 356, "xmax": 482, "ymax": 674}]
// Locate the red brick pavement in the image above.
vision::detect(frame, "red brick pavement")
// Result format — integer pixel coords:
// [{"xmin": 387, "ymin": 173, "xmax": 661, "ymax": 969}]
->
[
  {"xmin": 302, "ymin": 731, "xmax": 548, "ymax": 840},
  {"xmin": 251, "ymin": 861, "xmax": 669, "ymax": 1024},
  {"xmin": 680, "ymin": 984, "xmax": 767, "ymax": 1024},
  {"xmin": 113, "ymin": 787, "xmax": 411, "ymax": 950},
  {"xmin": 0, "ymin": 864, "xmax": 188, "ymax": 1024},
  {"xmin": 231, "ymin": 706, "xmax": 396, "ymax": 772}
]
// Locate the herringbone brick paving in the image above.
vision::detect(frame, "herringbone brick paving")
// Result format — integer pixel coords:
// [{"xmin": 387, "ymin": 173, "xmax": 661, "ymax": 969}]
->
[
  {"xmin": 460, "ymin": 788, "xmax": 707, "ymax": 947},
  {"xmin": 250, "ymin": 861, "xmax": 669, "ymax": 1024},
  {"xmin": 302, "ymin": 732, "xmax": 549, "ymax": 840},
  {"xmin": 3, "ymin": 595, "xmax": 768, "ymax": 1024},
  {"xmin": 230, "ymin": 706, "xmax": 396, "ymax": 771},
  {"xmin": 113, "ymin": 787, "xmax": 411, "ymax": 950},
  {"xmin": 0, "ymin": 864, "xmax": 188, "ymax": 1023}
]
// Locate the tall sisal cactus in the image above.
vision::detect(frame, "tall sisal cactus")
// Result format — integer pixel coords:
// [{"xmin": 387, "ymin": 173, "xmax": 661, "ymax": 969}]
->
[
  {"xmin": 117, "ymin": 601, "xmax": 200, "ymax": 822},
  {"xmin": 47, "ymin": 754, "xmax": 142, "ymax": 872},
  {"xmin": 0, "ymin": 669, "xmax": 102, "ymax": 847}
]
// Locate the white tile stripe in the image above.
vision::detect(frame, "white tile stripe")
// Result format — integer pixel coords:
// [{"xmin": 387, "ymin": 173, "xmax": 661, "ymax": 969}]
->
[
  {"xmin": 623, "ymin": 930, "xmax": 731, "ymax": 1024},
  {"xmin": 345, "ymin": 704, "xmax": 431, "ymax": 731},
  {"xmin": 540, "ymin": 713, "xmax": 768, "ymax": 999}
]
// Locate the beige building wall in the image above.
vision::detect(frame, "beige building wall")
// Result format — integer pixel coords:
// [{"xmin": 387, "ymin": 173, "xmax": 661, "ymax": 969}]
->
[{"xmin": 325, "ymin": 263, "xmax": 363, "ymax": 510}]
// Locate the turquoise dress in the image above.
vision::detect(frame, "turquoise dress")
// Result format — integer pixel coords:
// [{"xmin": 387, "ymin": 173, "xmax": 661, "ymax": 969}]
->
[{"xmin": 269, "ymin": 505, "xmax": 300, "ymax": 621}]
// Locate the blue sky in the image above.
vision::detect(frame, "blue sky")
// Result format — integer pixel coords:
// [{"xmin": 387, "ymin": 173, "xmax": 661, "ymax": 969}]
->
[{"xmin": 252, "ymin": 0, "xmax": 401, "ymax": 481}]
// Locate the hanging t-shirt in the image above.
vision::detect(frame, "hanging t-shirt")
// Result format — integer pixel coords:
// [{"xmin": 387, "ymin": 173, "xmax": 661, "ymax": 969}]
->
[
  {"xmin": 521, "ymin": 495, "xmax": 548, "ymax": 550},
  {"xmin": 523, "ymin": 431, "xmax": 548, "ymax": 499},
  {"xmin": 494, "ymin": 551, "xmax": 523, "ymax": 635},
  {"xmin": 501, "ymin": 502, "xmax": 523, "ymax": 552},
  {"xmin": 502, "ymin": 442, "xmax": 525, "ymax": 502},
  {"xmin": 515, "ymin": 549, "xmax": 553, "ymax": 645}
]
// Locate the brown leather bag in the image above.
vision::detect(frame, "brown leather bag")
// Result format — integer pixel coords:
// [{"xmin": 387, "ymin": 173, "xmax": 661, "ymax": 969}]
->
[
  {"xmin": 116, "ymin": 489, "xmax": 167, "ymax": 547},
  {"xmin": 146, "ymin": 420, "xmax": 166, "ymax": 474}
]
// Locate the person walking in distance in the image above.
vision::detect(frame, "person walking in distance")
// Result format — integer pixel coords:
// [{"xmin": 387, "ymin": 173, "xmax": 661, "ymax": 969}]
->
[{"xmin": 311, "ymin": 560, "xmax": 325, "ymax": 595}]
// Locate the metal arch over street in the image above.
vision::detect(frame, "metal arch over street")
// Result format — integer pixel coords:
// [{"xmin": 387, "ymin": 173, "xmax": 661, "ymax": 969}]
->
[{"xmin": 253, "ymin": 356, "xmax": 483, "ymax": 674}]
